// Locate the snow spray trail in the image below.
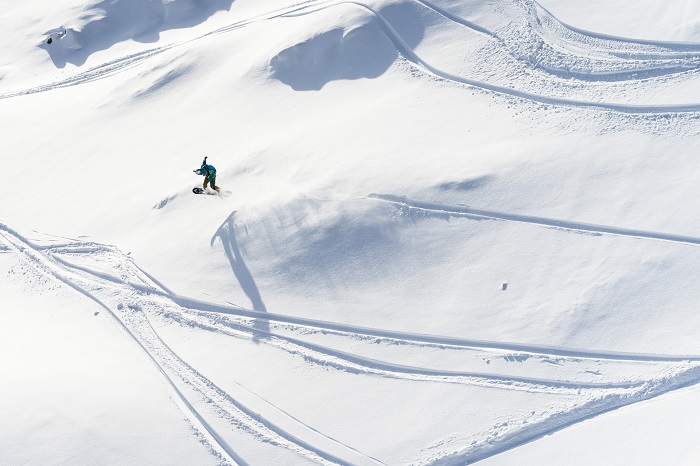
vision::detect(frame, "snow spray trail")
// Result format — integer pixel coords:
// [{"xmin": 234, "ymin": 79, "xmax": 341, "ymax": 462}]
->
[{"xmin": 3, "ymin": 220, "xmax": 700, "ymax": 465}]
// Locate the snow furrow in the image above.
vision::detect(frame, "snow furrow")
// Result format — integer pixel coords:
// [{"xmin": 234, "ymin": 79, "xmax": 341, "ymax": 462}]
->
[
  {"xmin": 0, "ymin": 1, "xmax": 328, "ymax": 100},
  {"xmin": 0, "ymin": 46, "xmax": 176, "ymax": 100},
  {"xmin": 166, "ymin": 294, "xmax": 700, "ymax": 363},
  {"xmin": 4, "ymin": 0, "xmax": 700, "ymax": 114},
  {"xmin": 28, "ymin": 232, "xmax": 700, "ymax": 390},
  {"xmin": 43, "ymin": 248, "xmax": 647, "ymax": 393},
  {"xmin": 16, "ymin": 230, "xmax": 700, "ymax": 366},
  {"xmin": 528, "ymin": 0, "xmax": 700, "ymax": 53},
  {"xmin": 265, "ymin": 0, "xmax": 700, "ymax": 111},
  {"xmin": 354, "ymin": 1, "xmax": 700, "ymax": 113},
  {"xmin": 429, "ymin": 364, "xmax": 700, "ymax": 465},
  {"xmin": 6, "ymin": 221, "xmax": 700, "ymax": 465},
  {"xmin": 118, "ymin": 307, "xmax": 360, "ymax": 466},
  {"xmin": 0, "ymin": 225, "xmax": 245, "ymax": 466},
  {"xmin": 509, "ymin": 0, "xmax": 700, "ymax": 84},
  {"xmin": 371, "ymin": 193, "xmax": 700, "ymax": 247},
  {"xmin": 47, "ymin": 249, "xmax": 700, "ymax": 363},
  {"xmin": 44, "ymin": 242, "xmax": 700, "ymax": 464},
  {"xmin": 151, "ymin": 307, "xmax": 650, "ymax": 392},
  {"xmin": 0, "ymin": 224, "xmax": 378, "ymax": 465},
  {"xmin": 419, "ymin": 0, "xmax": 700, "ymax": 80}
]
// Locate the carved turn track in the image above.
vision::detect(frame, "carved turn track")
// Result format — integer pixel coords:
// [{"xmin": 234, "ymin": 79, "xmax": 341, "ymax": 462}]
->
[
  {"xmin": 2, "ymin": 217, "xmax": 700, "ymax": 465},
  {"xmin": 4, "ymin": 0, "xmax": 700, "ymax": 115}
]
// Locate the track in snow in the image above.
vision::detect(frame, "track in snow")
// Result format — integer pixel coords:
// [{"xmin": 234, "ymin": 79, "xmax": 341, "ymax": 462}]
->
[
  {"xmin": 0, "ymin": 223, "xmax": 378, "ymax": 466},
  {"xmin": 4, "ymin": 1, "xmax": 700, "ymax": 463},
  {"xmin": 371, "ymin": 193, "xmax": 700, "ymax": 247},
  {"xmin": 3, "ymin": 0, "xmax": 700, "ymax": 116},
  {"xmin": 2, "ymin": 220, "xmax": 700, "ymax": 465}
]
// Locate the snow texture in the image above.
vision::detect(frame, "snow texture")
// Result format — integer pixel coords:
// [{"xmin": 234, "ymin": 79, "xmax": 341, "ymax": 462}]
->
[{"xmin": 2, "ymin": 0, "xmax": 700, "ymax": 465}]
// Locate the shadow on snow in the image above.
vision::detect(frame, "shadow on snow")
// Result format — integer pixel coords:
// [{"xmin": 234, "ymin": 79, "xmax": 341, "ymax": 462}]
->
[
  {"xmin": 211, "ymin": 212, "xmax": 270, "ymax": 342},
  {"xmin": 40, "ymin": 0, "xmax": 235, "ymax": 68},
  {"xmin": 269, "ymin": 2, "xmax": 425, "ymax": 91}
]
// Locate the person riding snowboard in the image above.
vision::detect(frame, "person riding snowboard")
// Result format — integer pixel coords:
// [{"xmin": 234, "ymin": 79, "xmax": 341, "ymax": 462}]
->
[{"xmin": 194, "ymin": 157, "xmax": 220, "ymax": 192}]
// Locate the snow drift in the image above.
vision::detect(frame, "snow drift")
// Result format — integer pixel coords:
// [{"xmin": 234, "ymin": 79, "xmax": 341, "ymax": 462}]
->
[{"xmin": 42, "ymin": 0, "xmax": 234, "ymax": 67}]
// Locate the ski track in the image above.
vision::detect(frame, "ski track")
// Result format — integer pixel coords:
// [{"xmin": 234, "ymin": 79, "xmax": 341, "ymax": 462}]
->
[
  {"xmin": 5, "ymin": 0, "xmax": 700, "ymax": 463},
  {"xmin": 45, "ymin": 246, "xmax": 677, "ymax": 394},
  {"xmin": 3, "ymin": 0, "xmax": 700, "ymax": 115},
  {"xmin": 3, "ymin": 220, "xmax": 700, "ymax": 465},
  {"xmin": 371, "ymin": 193, "xmax": 700, "ymax": 247},
  {"xmin": 0, "ymin": 223, "xmax": 376, "ymax": 466}
]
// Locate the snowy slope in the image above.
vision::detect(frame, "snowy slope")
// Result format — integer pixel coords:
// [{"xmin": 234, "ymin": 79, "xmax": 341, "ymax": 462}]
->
[{"xmin": 2, "ymin": 0, "xmax": 700, "ymax": 464}]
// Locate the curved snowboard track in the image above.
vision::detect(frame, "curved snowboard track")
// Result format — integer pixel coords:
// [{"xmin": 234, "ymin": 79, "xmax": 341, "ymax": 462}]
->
[
  {"xmin": 0, "ymin": 223, "xmax": 378, "ymax": 466},
  {"xmin": 3, "ymin": 219, "xmax": 700, "ymax": 465},
  {"xmin": 3, "ymin": 0, "xmax": 700, "ymax": 116}
]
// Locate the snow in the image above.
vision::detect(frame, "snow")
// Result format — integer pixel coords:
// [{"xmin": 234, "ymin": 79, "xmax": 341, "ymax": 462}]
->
[
  {"xmin": 0, "ymin": 247, "xmax": 218, "ymax": 466},
  {"xmin": 1, "ymin": 0, "xmax": 700, "ymax": 464},
  {"xmin": 479, "ymin": 384, "xmax": 700, "ymax": 466}
]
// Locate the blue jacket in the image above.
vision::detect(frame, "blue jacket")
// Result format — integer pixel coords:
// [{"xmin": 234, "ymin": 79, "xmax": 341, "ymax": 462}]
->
[
  {"xmin": 200, "ymin": 157, "xmax": 216, "ymax": 177},
  {"xmin": 201, "ymin": 164, "xmax": 216, "ymax": 177}
]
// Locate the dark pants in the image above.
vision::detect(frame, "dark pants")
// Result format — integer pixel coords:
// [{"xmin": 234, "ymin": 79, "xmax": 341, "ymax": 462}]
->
[{"xmin": 204, "ymin": 175, "xmax": 218, "ymax": 190}]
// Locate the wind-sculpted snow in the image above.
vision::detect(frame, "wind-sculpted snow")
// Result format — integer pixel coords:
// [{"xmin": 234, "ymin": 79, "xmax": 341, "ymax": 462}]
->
[
  {"xmin": 3, "ymin": 220, "xmax": 700, "ymax": 464},
  {"xmin": 2, "ymin": 0, "xmax": 694, "ymax": 114},
  {"xmin": 4, "ymin": 0, "xmax": 700, "ymax": 463},
  {"xmin": 259, "ymin": 0, "xmax": 700, "ymax": 109},
  {"xmin": 268, "ymin": 2, "xmax": 424, "ymax": 90},
  {"xmin": 41, "ymin": 0, "xmax": 234, "ymax": 67}
]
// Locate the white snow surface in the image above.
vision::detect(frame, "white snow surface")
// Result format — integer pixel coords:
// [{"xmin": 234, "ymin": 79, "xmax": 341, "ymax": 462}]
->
[{"xmin": 2, "ymin": 0, "xmax": 700, "ymax": 464}]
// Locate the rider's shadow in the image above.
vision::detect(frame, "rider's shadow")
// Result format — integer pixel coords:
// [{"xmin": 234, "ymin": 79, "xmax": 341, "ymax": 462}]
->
[{"xmin": 211, "ymin": 212, "xmax": 270, "ymax": 342}]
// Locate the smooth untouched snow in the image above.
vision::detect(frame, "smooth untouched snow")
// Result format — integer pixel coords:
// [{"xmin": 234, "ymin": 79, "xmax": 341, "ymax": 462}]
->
[{"xmin": 2, "ymin": 0, "xmax": 700, "ymax": 464}]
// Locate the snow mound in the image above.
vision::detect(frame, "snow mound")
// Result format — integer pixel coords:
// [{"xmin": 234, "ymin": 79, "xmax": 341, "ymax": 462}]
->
[
  {"xmin": 267, "ymin": 2, "xmax": 425, "ymax": 90},
  {"xmin": 42, "ymin": 0, "xmax": 233, "ymax": 67}
]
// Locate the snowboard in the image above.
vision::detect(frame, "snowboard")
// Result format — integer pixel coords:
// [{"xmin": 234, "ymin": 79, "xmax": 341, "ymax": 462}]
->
[
  {"xmin": 193, "ymin": 187, "xmax": 228, "ymax": 196},
  {"xmin": 193, "ymin": 187, "xmax": 218, "ymax": 195}
]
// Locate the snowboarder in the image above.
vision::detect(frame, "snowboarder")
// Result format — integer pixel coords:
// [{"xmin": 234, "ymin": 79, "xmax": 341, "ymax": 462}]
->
[{"xmin": 194, "ymin": 157, "xmax": 219, "ymax": 192}]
